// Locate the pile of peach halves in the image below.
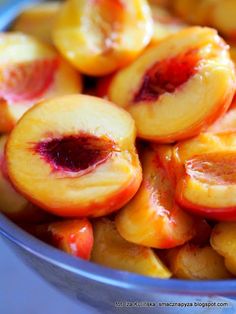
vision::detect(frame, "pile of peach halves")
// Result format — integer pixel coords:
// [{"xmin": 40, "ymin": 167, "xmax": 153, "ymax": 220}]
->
[{"xmin": 2, "ymin": 0, "xmax": 236, "ymax": 280}]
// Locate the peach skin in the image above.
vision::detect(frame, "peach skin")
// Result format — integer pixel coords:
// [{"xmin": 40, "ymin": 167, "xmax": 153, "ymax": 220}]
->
[
  {"xmin": 174, "ymin": 133, "xmax": 236, "ymax": 220},
  {"xmin": 53, "ymin": 0, "xmax": 153, "ymax": 76},
  {"xmin": 0, "ymin": 135, "xmax": 49, "ymax": 223},
  {"xmin": 109, "ymin": 27, "xmax": 236, "ymax": 143},
  {"xmin": 91, "ymin": 218, "xmax": 171, "ymax": 278},
  {"xmin": 115, "ymin": 147, "xmax": 195, "ymax": 249},
  {"xmin": 6, "ymin": 95, "xmax": 142, "ymax": 218},
  {"xmin": 165, "ymin": 244, "xmax": 232, "ymax": 280},
  {"xmin": 32, "ymin": 219, "xmax": 93, "ymax": 260},
  {"xmin": 0, "ymin": 32, "xmax": 82, "ymax": 133},
  {"xmin": 12, "ymin": 2, "xmax": 61, "ymax": 44}
]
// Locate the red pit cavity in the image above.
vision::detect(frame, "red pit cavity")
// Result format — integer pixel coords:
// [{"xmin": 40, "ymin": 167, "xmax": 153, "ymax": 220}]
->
[
  {"xmin": 186, "ymin": 153, "xmax": 236, "ymax": 185},
  {"xmin": 36, "ymin": 134, "xmax": 115, "ymax": 174},
  {"xmin": 134, "ymin": 50, "xmax": 199, "ymax": 103}
]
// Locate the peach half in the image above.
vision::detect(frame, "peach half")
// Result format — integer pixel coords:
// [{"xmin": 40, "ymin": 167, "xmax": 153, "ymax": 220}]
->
[
  {"xmin": 109, "ymin": 27, "xmax": 236, "ymax": 142},
  {"xmin": 174, "ymin": 133, "xmax": 236, "ymax": 220},
  {"xmin": 6, "ymin": 95, "xmax": 142, "ymax": 218},
  {"xmin": 115, "ymin": 147, "xmax": 195, "ymax": 249},
  {"xmin": 12, "ymin": 2, "xmax": 61, "ymax": 44},
  {"xmin": 53, "ymin": 0, "xmax": 153, "ymax": 76},
  {"xmin": 165, "ymin": 244, "xmax": 232, "ymax": 280},
  {"xmin": 91, "ymin": 218, "xmax": 171, "ymax": 278},
  {"xmin": 0, "ymin": 135, "xmax": 48, "ymax": 223},
  {"xmin": 0, "ymin": 32, "xmax": 82, "ymax": 133},
  {"xmin": 32, "ymin": 219, "xmax": 93, "ymax": 260}
]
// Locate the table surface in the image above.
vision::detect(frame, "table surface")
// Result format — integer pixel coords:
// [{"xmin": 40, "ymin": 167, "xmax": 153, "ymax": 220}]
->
[{"xmin": 0, "ymin": 237, "xmax": 98, "ymax": 314}]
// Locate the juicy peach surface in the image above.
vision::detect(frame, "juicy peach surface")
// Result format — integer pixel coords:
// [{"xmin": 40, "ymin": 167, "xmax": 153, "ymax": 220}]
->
[
  {"xmin": 12, "ymin": 2, "xmax": 61, "ymax": 44},
  {"xmin": 53, "ymin": 0, "xmax": 153, "ymax": 76},
  {"xmin": 116, "ymin": 147, "xmax": 195, "ymax": 249},
  {"xmin": 91, "ymin": 218, "xmax": 171, "ymax": 278},
  {"xmin": 109, "ymin": 27, "xmax": 236, "ymax": 142},
  {"xmin": 166, "ymin": 244, "xmax": 232, "ymax": 280},
  {"xmin": 0, "ymin": 32, "xmax": 82, "ymax": 133},
  {"xmin": 6, "ymin": 95, "xmax": 142, "ymax": 218}
]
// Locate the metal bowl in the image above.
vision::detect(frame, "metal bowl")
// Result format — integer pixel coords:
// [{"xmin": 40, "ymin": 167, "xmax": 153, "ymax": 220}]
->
[{"xmin": 1, "ymin": 2, "xmax": 236, "ymax": 313}]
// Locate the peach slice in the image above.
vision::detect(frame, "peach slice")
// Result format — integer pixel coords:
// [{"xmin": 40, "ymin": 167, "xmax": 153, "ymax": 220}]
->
[
  {"xmin": 165, "ymin": 244, "xmax": 232, "ymax": 280},
  {"xmin": 91, "ymin": 218, "xmax": 171, "ymax": 278},
  {"xmin": 109, "ymin": 27, "xmax": 236, "ymax": 142},
  {"xmin": 53, "ymin": 0, "xmax": 153, "ymax": 76},
  {"xmin": 174, "ymin": 133, "xmax": 236, "ymax": 220},
  {"xmin": 150, "ymin": 4, "xmax": 186, "ymax": 44},
  {"xmin": 32, "ymin": 219, "xmax": 93, "ymax": 260},
  {"xmin": 211, "ymin": 222, "xmax": 236, "ymax": 275},
  {"xmin": 0, "ymin": 32, "xmax": 82, "ymax": 133},
  {"xmin": 0, "ymin": 135, "xmax": 48, "ymax": 223},
  {"xmin": 12, "ymin": 2, "xmax": 61, "ymax": 44},
  {"xmin": 6, "ymin": 95, "xmax": 142, "ymax": 218},
  {"xmin": 115, "ymin": 147, "xmax": 195, "ymax": 249}
]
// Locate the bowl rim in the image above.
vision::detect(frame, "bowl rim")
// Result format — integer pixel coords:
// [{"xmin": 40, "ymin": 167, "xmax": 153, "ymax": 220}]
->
[
  {"xmin": 1, "ymin": 0, "xmax": 236, "ymax": 298},
  {"xmin": 1, "ymin": 212, "xmax": 236, "ymax": 296}
]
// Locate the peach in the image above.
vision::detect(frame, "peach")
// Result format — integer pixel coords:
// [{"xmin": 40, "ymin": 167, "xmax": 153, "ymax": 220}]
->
[
  {"xmin": 12, "ymin": 2, "xmax": 61, "ymax": 44},
  {"xmin": 0, "ymin": 32, "xmax": 82, "ymax": 133},
  {"xmin": 53, "ymin": 0, "xmax": 153, "ymax": 76},
  {"xmin": 174, "ymin": 133, "xmax": 236, "ymax": 220},
  {"xmin": 109, "ymin": 27, "xmax": 236, "ymax": 142},
  {"xmin": 91, "ymin": 218, "xmax": 171, "ymax": 278},
  {"xmin": 32, "ymin": 219, "xmax": 93, "ymax": 260},
  {"xmin": 211, "ymin": 222, "xmax": 236, "ymax": 275},
  {"xmin": 150, "ymin": 4, "xmax": 186, "ymax": 44},
  {"xmin": 165, "ymin": 244, "xmax": 232, "ymax": 280},
  {"xmin": 0, "ymin": 135, "xmax": 48, "ymax": 223},
  {"xmin": 115, "ymin": 147, "xmax": 195, "ymax": 249},
  {"xmin": 6, "ymin": 95, "xmax": 142, "ymax": 218}
]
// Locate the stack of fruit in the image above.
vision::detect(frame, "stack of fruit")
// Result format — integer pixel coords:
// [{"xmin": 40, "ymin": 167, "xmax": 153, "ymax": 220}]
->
[{"xmin": 1, "ymin": 0, "xmax": 236, "ymax": 280}]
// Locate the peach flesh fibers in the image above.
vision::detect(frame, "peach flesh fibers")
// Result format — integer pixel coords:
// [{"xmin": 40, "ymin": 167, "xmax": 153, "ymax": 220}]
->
[
  {"xmin": 186, "ymin": 153, "xmax": 236, "ymax": 185},
  {"xmin": 134, "ymin": 50, "xmax": 199, "ymax": 102},
  {"xmin": 0, "ymin": 58, "xmax": 58, "ymax": 103},
  {"xmin": 35, "ymin": 134, "xmax": 116, "ymax": 174}
]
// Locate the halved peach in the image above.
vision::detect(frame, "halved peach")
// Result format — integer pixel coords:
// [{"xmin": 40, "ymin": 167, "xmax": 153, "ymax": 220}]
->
[
  {"xmin": 211, "ymin": 222, "xmax": 236, "ymax": 275},
  {"xmin": 91, "ymin": 218, "xmax": 171, "ymax": 278},
  {"xmin": 6, "ymin": 95, "xmax": 142, "ymax": 218},
  {"xmin": 150, "ymin": 4, "xmax": 186, "ymax": 44},
  {"xmin": 176, "ymin": 166, "xmax": 236, "ymax": 221},
  {"xmin": 109, "ymin": 27, "xmax": 236, "ymax": 142},
  {"xmin": 12, "ymin": 2, "xmax": 61, "ymax": 44},
  {"xmin": 174, "ymin": 133, "xmax": 236, "ymax": 220},
  {"xmin": 53, "ymin": 0, "xmax": 153, "ymax": 76},
  {"xmin": 32, "ymin": 219, "xmax": 93, "ymax": 260},
  {"xmin": 165, "ymin": 244, "xmax": 232, "ymax": 280},
  {"xmin": 115, "ymin": 147, "xmax": 195, "ymax": 249},
  {"xmin": 0, "ymin": 32, "xmax": 82, "ymax": 133},
  {"xmin": 0, "ymin": 135, "xmax": 48, "ymax": 223}
]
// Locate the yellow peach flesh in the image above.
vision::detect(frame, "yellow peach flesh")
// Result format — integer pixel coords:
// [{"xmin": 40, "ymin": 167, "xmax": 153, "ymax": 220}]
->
[{"xmin": 91, "ymin": 218, "xmax": 171, "ymax": 278}]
